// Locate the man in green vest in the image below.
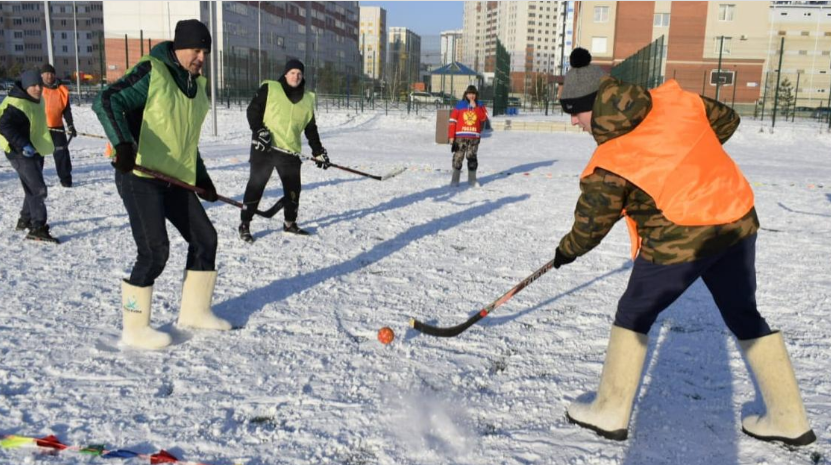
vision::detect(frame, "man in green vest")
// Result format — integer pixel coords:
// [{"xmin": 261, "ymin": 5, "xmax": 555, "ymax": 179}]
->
[
  {"xmin": 238, "ymin": 58, "xmax": 330, "ymax": 242},
  {"xmin": 0, "ymin": 69, "xmax": 59, "ymax": 243},
  {"xmin": 93, "ymin": 20, "xmax": 230, "ymax": 350}
]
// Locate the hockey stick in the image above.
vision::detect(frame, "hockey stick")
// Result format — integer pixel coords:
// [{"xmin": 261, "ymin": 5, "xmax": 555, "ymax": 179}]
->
[
  {"xmin": 269, "ymin": 145, "xmax": 406, "ymax": 181},
  {"xmin": 49, "ymin": 128, "xmax": 106, "ymax": 140},
  {"xmin": 132, "ymin": 165, "xmax": 284, "ymax": 218},
  {"xmin": 410, "ymin": 257, "xmax": 557, "ymax": 338}
]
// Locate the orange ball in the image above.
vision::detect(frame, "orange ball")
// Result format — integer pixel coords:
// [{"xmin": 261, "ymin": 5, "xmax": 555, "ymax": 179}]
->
[{"xmin": 377, "ymin": 326, "xmax": 395, "ymax": 345}]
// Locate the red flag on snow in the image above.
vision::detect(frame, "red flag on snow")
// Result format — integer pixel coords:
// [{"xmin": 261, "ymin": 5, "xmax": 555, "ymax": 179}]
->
[
  {"xmin": 150, "ymin": 449, "xmax": 179, "ymax": 463},
  {"xmin": 35, "ymin": 435, "xmax": 68, "ymax": 450}
]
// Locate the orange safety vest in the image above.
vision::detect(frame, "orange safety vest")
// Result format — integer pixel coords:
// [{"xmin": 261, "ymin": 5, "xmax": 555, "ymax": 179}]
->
[
  {"xmin": 580, "ymin": 79, "xmax": 755, "ymax": 259},
  {"xmin": 42, "ymin": 85, "xmax": 69, "ymax": 128}
]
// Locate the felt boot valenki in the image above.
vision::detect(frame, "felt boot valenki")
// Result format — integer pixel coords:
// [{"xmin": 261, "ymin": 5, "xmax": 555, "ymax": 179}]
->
[
  {"xmin": 468, "ymin": 170, "xmax": 480, "ymax": 187},
  {"xmin": 121, "ymin": 281, "xmax": 172, "ymax": 350},
  {"xmin": 177, "ymin": 270, "xmax": 232, "ymax": 330},
  {"xmin": 450, "ymin": 169, "xmax": 461, "ymax": 187},
  {"xmin": 739, "ymin": 331, "xmax": 816, "ymax": 446},
  {"xmin": 566, "ymin": 325, "xmax": 649, "ymax": 440}
]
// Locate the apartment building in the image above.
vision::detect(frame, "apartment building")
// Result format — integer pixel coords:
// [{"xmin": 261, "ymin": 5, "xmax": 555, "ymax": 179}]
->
[
  {"xmin": 359, "ymin": 6, "xmax": 386, "ymax": 80},
  {"xmin": 574, "ymin": 1, "xmax": 771, "ymax": 103},
  {"xmin": 440, "ymin": 29, "xmax": 463, "ymax": 65},
  {"xmin": 462, "ymin": 1, "xmax": 571, "ymax": 92},
  {"xmin": 768, "ymin": 1, "xmax": 831, "ymax": 108},
  {"xmin": 0, "ymin": 1, "xmax": 104, "ymax": 82},
  {"xmin": 102, "ymin": 1, "xmax": 360, "ymax": 91},
  {"xmin": 388, "ymin": 27, "xmax": 421, "ymax": 86}
]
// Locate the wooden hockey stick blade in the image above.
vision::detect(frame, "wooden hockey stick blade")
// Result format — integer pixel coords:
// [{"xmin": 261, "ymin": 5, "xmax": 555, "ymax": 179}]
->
[{"xmin": 380, "ymin": 167, "xmax": 407, "ymax": 181}]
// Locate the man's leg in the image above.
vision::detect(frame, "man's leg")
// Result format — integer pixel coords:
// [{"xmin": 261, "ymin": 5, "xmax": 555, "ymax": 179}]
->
[
  {"xmin": 50, "ymin": 129, "xmax": 72, "ymax": 187},
  {"xmin": 241, "ymin": 152, "xmax": 276, "ymax": 225},
  {"xmin": 9, "ymin": 155, "xmax": 48, "ymax": 228},
  {"xmin": 701, "ymin": 235, "xmax": 771, "ymax": 340},
  {"xmin": 116, "ymin": 171, "xmax": 170, "ymax": 287},
  {"xmin": 274, "ymin": 157, "xmax": 302, "ymax": 224},
  {"xmin": 165, "ymin": 187, "xmax": 217, "ymax": 272}
]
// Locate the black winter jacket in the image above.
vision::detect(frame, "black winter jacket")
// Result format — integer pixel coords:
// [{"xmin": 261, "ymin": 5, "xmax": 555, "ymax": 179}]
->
[
  {"xmin": 246, "ymin": 77, "xmax": 324, "ymax": 155},
  {"xmin": 0, "ymin": 83, "xmax": 41, "ymax": 156},
  {"xmin": 92, "ymin": 41, "xmax": 211, "ymax": 181}
]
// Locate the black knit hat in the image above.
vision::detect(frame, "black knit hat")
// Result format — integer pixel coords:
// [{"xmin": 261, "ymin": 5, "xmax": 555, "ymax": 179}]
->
[
  {"xmin": 284, "ymin": 59, "xmax": 305, "ymax": 75},
  {"xmin": 173, "ymin": 19, "xmax": 211, "ymax": 52},
  {"xmin": 560, "ymin": 48, "xmax": 608, "ymax": 115},
  {"xmin": 40, "ymin": 64, "xmax": 56, "ymax": 74},
  {"xmin": 20, "ymin": 69, "xmax": 43, "ymax": 89}
]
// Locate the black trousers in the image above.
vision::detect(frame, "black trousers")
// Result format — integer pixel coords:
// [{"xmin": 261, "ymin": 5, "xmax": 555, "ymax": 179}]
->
[
  {"xmin": 241, "ymin": 149, "xmax": 302, "ymax": 224},
  {"xmin": 615, "ymin": 234, "xmax": 772, "ymax": 341},
  {"xmin": 49, "ymin": 129, "xmax": 72, "ymax": 185},
  {"xmin": 6, "ymin": 153, "xmax": 48, "ymax": 227},
  {"xmin": 116, "ymin": 170, "xmax": 217, "ymax": 287}
]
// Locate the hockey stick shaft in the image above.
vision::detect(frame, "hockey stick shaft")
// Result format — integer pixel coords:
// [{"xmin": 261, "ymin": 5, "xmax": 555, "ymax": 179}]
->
[
  {"xmin": 410, "ymin": 257, "xmax": 557, "ymax": 337},
  {"xmin": 49, "ymin": 128, "xmax": 106, "ymax": 140},
  {"xmin": 132, "ymin": 165, "xmax": 283, "ymax": 218},
  {"xmin": 270, "ymin": 146, "xmax": 403, "ymax": 181}
]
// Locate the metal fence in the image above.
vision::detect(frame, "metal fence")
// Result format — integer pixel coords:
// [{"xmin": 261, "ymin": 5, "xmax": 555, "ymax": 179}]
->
[{"xmin": 610, "ymin": 35, "xmax": 665, "ymax": 90}]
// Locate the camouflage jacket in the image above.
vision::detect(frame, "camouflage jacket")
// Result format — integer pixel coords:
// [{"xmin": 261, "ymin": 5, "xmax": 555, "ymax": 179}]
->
[{"xmin": 559, "ymin": 77, "xmax": 758, "ymax": 265}]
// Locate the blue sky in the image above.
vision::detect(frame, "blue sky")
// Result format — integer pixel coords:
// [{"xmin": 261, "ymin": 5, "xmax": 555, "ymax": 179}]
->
[{"xmin": 360, "ymin": 1, "xmax": 464, "ymax": 36}]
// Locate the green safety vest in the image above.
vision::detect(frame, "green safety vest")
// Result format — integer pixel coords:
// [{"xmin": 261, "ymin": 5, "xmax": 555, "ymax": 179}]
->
[
  {"xmin": 134, "ymin": 55, "xmax": 209, "ymax": 185},
  {"xmin": 0, "ymin": 96, "xmax": 55, "ymax": 156},
  {"xmin": 262, "ymin": 80, "xmax": 315, "ymax": 154}
]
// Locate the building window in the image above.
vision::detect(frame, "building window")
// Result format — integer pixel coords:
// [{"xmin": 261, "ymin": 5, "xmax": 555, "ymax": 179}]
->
[
  {"xmin": 653, "ymin": 13, "xmax": 670, "ymax": 27},
  {"xmin": 594, "ymin": 6, "xmax": 609, "ymax": 23},
  {"xmin": 713, "ymin": 37, "xmax": 732, "ymax": 54},
  {"xmin": 718, "ymin": 4, "xmax": 735, "ymax": 21},
  {"xmin": 591, "ymin": 36, "xmax": 607, "ymax": 54}
]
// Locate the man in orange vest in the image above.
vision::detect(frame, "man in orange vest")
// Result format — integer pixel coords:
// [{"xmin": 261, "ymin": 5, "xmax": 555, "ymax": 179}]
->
[
  {"xmin": 555, "ymin": 48, "xmax": 815, "ymax": 446},
  {"xmin": 40, "ymin": 64, "xmax": 76, "ymax": 188}
]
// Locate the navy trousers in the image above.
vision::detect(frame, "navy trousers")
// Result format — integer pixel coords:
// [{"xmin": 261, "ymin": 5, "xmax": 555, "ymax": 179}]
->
[
  {"xmin": 7, "ymin": 153, "xmax": 48, "ymax": 227},
  {"xmin": 116, "ymin": 171, "xmax": 217, "ymax": 287},
  {"xmin": 615, "ymin": 234, "xmax": 772, "ymax": 341},
  {"xmin": 49, "ymin": 129, "xmax": 72, "ymax": 185}
]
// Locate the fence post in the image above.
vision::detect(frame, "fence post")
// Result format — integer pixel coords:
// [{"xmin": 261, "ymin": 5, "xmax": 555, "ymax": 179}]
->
[
  {"xmin": 792, "ymin": 72, "xmax": 800, "ymax": 122},
  {"xmin": 124, "ymin": 34, "xmax": 129, "ymax": 71},
  {"xmin": 771, "ymin": 37, "xmax": 785, "ymax": 129}
]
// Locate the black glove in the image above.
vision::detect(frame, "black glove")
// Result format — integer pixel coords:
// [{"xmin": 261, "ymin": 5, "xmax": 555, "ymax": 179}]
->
[
  {"xmin": 252, "ymin": 127, "xmax": 271, "ymax": 153},
  {"xmin": 553, "ymin": 247, "xmax": 576, "ymax": 269},
  {"xmin": 112, "ymin": 142, "xmax": 136, "ymax": 173},
  {"xmin": 196, "ymin": 175, "xmax": 218, "ymax": 202},
  {"xmin": 67, "ymin": 124, "xmax": 77, "ymax": 138},
  {"xmin": 313, "ymin": 149, "xmax": 331, "ymax": 170},
  {"xmin": 451, "ymin": 141, "xmax": 459, "ymax": 153}
]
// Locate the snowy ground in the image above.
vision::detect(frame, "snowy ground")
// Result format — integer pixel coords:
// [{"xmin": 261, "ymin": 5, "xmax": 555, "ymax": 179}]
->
[{"xmin": 1, "ymin": 105, "xmax": 830, "ymax": 465}]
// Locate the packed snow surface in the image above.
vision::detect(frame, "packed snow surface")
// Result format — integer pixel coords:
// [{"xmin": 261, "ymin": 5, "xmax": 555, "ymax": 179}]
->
[{"xmin": 1, "ymin": 105, "xmax": 829, "ymax": 464}]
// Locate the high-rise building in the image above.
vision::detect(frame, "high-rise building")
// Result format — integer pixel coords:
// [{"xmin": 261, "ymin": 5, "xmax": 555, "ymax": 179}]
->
[
  {"xmin": 767, "ymin": 1, "xmax": 831, "ymax": 108},
  {"xmin": 440, "ymin": 29, "xmax": 463, "ymax": 65},
  {"xmin": 462, "ymin": 1, "xmax": 570, "ymax": 92},
  {"xmin": 0, "ymin": 2, "xmax": 104, "ymax": 82},
  {"xmin": 388, "ymin": 27, "xmax": 421, "ymax": 86},
  {"xmin": 359, "ymin": 6, "xmax": 386, "ymax": 80},
  {"xmin": 573, "ymin": 1, "xmax": 770, "ymax": 103},
  {"xmin": 102, "ymin": 1, "xmax": 360, "ymax": 92}
]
